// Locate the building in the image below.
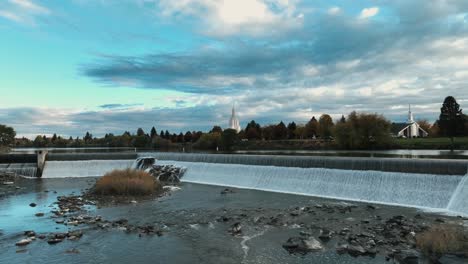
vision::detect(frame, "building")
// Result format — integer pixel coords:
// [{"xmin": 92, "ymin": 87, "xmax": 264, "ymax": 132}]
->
[
  {"xmin": 391, "ymin": 105, "xmax": 429, "ymax": 138},
  {"xmin": 229, "ymin": 105, "xmax": 241, "ymax": 133}
]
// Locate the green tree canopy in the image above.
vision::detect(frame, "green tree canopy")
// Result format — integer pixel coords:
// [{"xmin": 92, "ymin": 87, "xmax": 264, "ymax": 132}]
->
[{"xmin": 0, "ymin": 124, "xmax": 16, "ymax": 146}]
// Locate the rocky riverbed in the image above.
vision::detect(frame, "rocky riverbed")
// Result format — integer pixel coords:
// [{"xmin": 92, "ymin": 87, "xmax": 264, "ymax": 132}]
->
[{"xmin": 1, "ymin": 177, "xmax": 467, "ymax": 264}]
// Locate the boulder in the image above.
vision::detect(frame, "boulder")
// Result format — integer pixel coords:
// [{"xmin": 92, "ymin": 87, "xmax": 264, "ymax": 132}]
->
[
  {"xmin": 394, "ymin": 249, "xmax": 419, "ymax": 264},
  {"xmin": 283, "ymin": 237, "xmax": 323, "ymax": 254},
  {"xmin": 347, "ymin": 245, "xmax": 367, "ymax": 257},
  {"xmin": 15, "ymin": 239, "xmax": 32, "ymax": 246}
]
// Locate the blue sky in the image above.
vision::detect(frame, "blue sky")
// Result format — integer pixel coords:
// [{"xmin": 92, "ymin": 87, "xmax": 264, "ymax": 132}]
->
[{"xmin": 1, "ymin": 0, "xmax": 468, "ymax": 138}]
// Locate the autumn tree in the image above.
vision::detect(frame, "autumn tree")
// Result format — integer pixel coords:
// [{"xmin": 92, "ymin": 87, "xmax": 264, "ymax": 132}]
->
[{"xmin": 318, "ymin": 114, "xmax": 334, "ymax": 138}]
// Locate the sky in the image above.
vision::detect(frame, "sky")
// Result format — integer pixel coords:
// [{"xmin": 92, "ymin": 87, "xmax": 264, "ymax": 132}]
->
[{"xmin": 1, "ymin": 0, "xmax": 468, "ymax": 138}]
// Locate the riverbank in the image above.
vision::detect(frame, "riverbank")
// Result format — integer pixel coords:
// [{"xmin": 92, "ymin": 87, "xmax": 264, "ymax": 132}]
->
[{"xmin": 1, "ymin": 177, "xmax": 467, "ymax": 263}]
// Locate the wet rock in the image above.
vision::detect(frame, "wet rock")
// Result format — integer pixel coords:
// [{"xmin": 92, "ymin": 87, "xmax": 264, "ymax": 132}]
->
[
  {"xmin": 15, "ymin": 238, "xmax": 32, "ymax": 246},
  {"xmin": 65, "ymin": 248, "xmax": 80, "ymax": 254},
  {"xmin": 220, "ymin": 188, "xmax": 235, "ymax": 195},
  {"xmin": 16, "ymin": 249, "xmax": 28, "ymax": 253},
  {"xmin": 47, "ymin": 238, "xmax": 63, "ymax": 244},
  {"xmin": 24, "ymin": 230, "xmax": 36, "ymax": 237},
  {"xmin": 394, "ymin": 249, "xmax": 419, "ymax": 264},
  {"xmin": 282, "ymin": 237, "xmax": 323, "ymax": 254},
  {"xmin": 347, "ymin": 245, "xmax": 367, "ymax": 257},
  {"xmin": 229, "ymin": 222, "xmax": 242, "ymax": 235},
  {"xmin": 29, "ymin": 203, "xmax": 37, "ymax": 207},
  {"xmin": 318, "ymin": 228, "xmax": 333, "ymax": 241},
  {"xmin": 336, "ymin": 244, "xmax": 348, "ymax": 254},
  {"xmin": 35, "ymin": 212, "xmax": 45, "ymax": 217}
]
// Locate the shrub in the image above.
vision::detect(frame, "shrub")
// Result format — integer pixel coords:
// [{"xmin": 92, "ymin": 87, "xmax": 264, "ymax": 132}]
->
[
  {"xmin": 416, "ymin": 224, "xmax": 467, "ymax": 256},
  {"xmin": 93, "ymin": 169, "xmax": 161, "ymax": 196}
]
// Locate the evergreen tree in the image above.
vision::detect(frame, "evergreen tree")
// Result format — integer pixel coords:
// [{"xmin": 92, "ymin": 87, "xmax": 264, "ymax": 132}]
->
[
  {"xmin": 184, "ymin": 131, "xmax": 193, "ymax": 142},
  {"xmin": 160, "ymin": 130, "xmax": 165, "ymax": 138},
  {"xmin": 340, "ymin": 115, "xmax": 346, "ymax": 123},
  {"xmin": 137, "ymin": 128, "xmax": 145, "ymax": 137},
  {"xmin": 439, "ymin": 96, "xmax": 464, "ymax": 149},
  {"xmin": 273, "ymin": 121, "xmax": 288, "ymax": 140},
  {"xmin": 287, "ymin": 122, "xmax": 297, "ymax": 139},
  {"xmin": 150, "ymin": 127, "xmax": 157, "ymax": 138},
  {"xmin": 304, "ymin": 117, "xmax": 319, "ymax": 139},
  {"xmin": 165, "ymin": 130, "xmax": 170, "ymax": 139},
  {"xmin": 210, "ymin": 126, "xmax": 223, "ymax": 134},
  {"xmin": 52, "ymin": 133, "xmax": 57, "ymax": 142}
]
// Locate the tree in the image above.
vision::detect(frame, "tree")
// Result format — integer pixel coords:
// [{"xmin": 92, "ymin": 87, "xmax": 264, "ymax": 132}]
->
[
  {"xmin": 318, "ymin": 114, "xmax": 334, "ymax": 138},
  {"xmin": 245, "ymin": 120, "xmax": 262, "ymax": 140},
  {"xmin": 210, "ymin": 126, "xmax": 223, "ymax": 134},
  {"xmin": 438, "ymin": 96, "xmax": 464, "ymax": 149},
  {"xmin": 137, "ymin": 128, "xmax": 146, "ymax": 137},
  {"xmin": 164, "ymin": 130, "xmax": 170, "ymax": 139},
  {"xmin": 52, "ymin": 133, "xmax": 57, "ymax": 142},
  {"xmin": 273, "ymin": 121, "xmax": 288, "ymax": 140},
  {"xmin": 184, "ymin": 131, "xmax": 193, "ymax": 142},
  {"xmin": 304, "ymin": 117, "xmax": 318, "ymax": 139},
  {"xmin": 221, "ymin": 129, "xmax": 238, "ymax": 150},
  {"xmin": 193, "ymin": 133, "xmax": 221, "ymax": 150},
  {"xmin": 33, "ymin": 135, "xmax": 46, "ymax": 147},
  {"xmin": 84, "ymin": 132, "xmax": 93, "ymax": 142},
  {"xmin": 150, "ymin": 127, "xmax": 157, "ymax": 138},
  {"xmin": 0, "ymin": 124, "xmax": 16, "ymax": 147},
  {"xmin": 160, "ymin": 130, "xmax": 165, "ymax": 138},
  {"xmin": 333, "ymin": 111, "xmax": 392, "ymax": 149},
  {"xmin": 416, "ymin": 119, "xmax": 432, "ymax": 136},
  {"xmin": 339, "ymin": 115, "xmax": 346, "ymax": 123},
  {"xmin": 287, "ymin": 122, "xmax": 297, "ymax": 139}
]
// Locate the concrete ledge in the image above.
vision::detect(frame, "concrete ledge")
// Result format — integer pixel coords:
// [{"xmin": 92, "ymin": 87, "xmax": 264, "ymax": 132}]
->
[{"xmin": 47, "ymin": 152, "xmax": 138, "ymax": 161}]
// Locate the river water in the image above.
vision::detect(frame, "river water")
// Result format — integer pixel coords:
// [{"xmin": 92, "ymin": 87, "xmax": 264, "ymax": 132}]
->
[{"xmin": 0, "ymin": 177, "xmax": 438, "ymax": 264}]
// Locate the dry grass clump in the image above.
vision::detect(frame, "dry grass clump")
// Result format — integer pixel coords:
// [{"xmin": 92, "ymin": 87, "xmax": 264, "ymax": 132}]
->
[
  {"xmin": 94, "ymin": 169, "xmax": 161, "ymax": 196},
  {"xmin": 416, "ymin": 223, "xmax": 468, "ymax": 256}
]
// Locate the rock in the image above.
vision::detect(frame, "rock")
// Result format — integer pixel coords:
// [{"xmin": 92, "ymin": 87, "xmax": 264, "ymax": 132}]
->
[
  {"xmin": 347, "ymin": 245, "xmax": 367, "ymax": 257},
  {"xmin": 394, "ymin": 249, "xmax": 419, "ymax": 264},
  {"xmin": 282, "ymin": 237, "xmax": 323, "ymax": 254},
  {"xmin": 35, "ymin": 212, "xmax": 44, "ymax": 217},
  {"xmin": 24, "ymin": 230, "xmax": 36, "ymax": 237},
  {"xmin": 220, "ymin": 188, "xmax": 235, "ymax": 195},
  {"xmin": 318, "ymin": 228, "xmax": 333, "ymax": 241},
  {"xmin": 3, "ymin": 181, "xmax": 14, "ymax": 185},
  {"xmin": 15, "ymin": 239, "xmax": 32, "ymax": 246},
  {"xmin": 29, "ymin": 203, "xmax": 37, "ymax": 207},
  {"xmin": 65, "ymin": 248, "xmax": 80, "ymax": 254},
  {"xmin": 336, "ymin": 244, "xmax": 348, "ymax": 254},
  {"xmin": 229, "ymin": 222, "xmax": 242, "ymax": 235},
  {"xmin": 47, "ymin": 238, "xmax": 63, "ymax": 244}
]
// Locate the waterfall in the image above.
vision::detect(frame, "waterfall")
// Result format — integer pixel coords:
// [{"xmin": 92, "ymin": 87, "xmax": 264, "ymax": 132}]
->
[
  {"xmin": 142, "ymin": 153, "xmax": 468, "ymax": 175},
  {"xmin": 0, "ymin": 163, "xmax": 37, "ymax": 178},
  {"xmin": 42, "ymin": 160, "xmax": 134, "ymax": 178},
  {"xmin": 447, "ymin": 174, "xmax": 468, "ymax": 215},
  {"xmin": 158, "ymin": 160, "xmax": 466, "ymax": 214}
]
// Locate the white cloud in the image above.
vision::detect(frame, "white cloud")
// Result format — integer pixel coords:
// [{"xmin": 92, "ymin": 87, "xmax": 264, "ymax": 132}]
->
[
  {"xmin": 327, "ymin": 6, "xmax": 341, "ymax": 15},
  {"xmin": 10, "ymin": 0, "xmax": 50, "ymax": 14},
  {"xmin": 0, "ymin": 0, "xmax": 50, "ymax": 25},
  {"xmin": 157, "ymin": 0, "xmax": 303, "ymax": 36},
  {"xmin": 359, "ymin": 7, "xmax": 379, "ymax": 19}
]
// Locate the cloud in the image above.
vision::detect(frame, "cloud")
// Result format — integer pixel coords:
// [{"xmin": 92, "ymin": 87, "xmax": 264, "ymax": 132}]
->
[
  {"xmin": 359, "ymin": 7, "xmax": 379, "ymax": 19},
  {"xmin": 0, "ymin": 0, "xmax": 50, "ymax": 25},
  {"xmin": 157, "ymin": 0, "xmax": 303, "ymax": 36},
  {"xmin": 327, "ymin": 6, "xmax": 341, "ymax": 16}
]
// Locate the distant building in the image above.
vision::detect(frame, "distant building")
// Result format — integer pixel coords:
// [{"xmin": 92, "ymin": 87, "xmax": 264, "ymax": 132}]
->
[
  {"xmin": 229, "ymin": 105, "xmax": 241, "ymax": 133},
  {"xmin": 391, "ymin": 105, "xmax": 429, "ymax": 138}
]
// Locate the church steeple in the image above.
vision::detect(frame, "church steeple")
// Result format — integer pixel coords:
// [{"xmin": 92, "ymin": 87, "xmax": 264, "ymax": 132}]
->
[
  {"xmin": 229, "ymin": 104, "xmax": 241, "ymax": 133},
  {"xmin": 407, "ymin": 104, "xmax": 414, "ymax": 124}
]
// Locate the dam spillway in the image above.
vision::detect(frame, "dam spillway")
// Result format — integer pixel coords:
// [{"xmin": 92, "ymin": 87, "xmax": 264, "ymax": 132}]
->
[
  {"xmin": 39, "ymin": 152, "xmax": 468, "ymax": 215},
  {"xmin": 142, "ymin": 152, "xmax": 468, "ymax": 175}
]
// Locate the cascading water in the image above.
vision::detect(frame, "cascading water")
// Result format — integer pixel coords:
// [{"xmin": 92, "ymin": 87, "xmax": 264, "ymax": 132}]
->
[
  {"xmin": 447, "ymin": 174, "xmax": 468, "ymax": 215},
  {"xmin": 158, "ymin": 160, "xmax": 467, "ymax": 214},
  {"xmin": 42, "ymin": 160, "xmax": 134, "ymax": 178},
  {"xmin": 143, "ymin": 153, "xmax": 468, "ymax": 175},
  {"xmin": 0, "ymin": 163, "xmax": 37, "ymax": 177}
]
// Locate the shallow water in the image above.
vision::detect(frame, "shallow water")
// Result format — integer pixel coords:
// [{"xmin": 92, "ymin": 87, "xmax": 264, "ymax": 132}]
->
[{"xmin": 1, "ymin": 178, "xmax": 441, "ymax": 264}]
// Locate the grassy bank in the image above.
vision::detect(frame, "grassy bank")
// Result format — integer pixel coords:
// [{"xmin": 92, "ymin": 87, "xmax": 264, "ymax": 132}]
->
[{"xmin": 394, "ymin": 137, "xmax": 468, "ymax": 150}]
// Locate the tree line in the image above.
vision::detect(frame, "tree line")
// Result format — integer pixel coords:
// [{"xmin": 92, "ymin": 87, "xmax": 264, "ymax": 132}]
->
[{"xmin": 4, "ymin": 96, "xmax": 468, "ymax": 151}]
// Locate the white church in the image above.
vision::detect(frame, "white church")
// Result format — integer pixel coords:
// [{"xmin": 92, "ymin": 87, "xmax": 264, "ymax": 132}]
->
[
  {"xmin": 392, "ymin": 105, "xmax": 429, "ymax": 138},
  {"xmin": 229, "ymin": 105, "xmax": 241, "ymax": 133}
]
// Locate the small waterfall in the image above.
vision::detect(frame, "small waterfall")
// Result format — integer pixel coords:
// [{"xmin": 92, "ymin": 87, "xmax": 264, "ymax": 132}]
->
[
  {"xmin": 42, "ymin": 160, "xmax": 134, "ymax": 178},
  {"xmin": 159, "ymin": 160, "xmax": 465, "ymax": 212},
  {"xmin": 0, "ymin": 163, "xmax": 37, "ymax": 177},
  {"xmin": 143, "ymin": 153, "xmax": 468, "ymax": 175},
  {"xmin": 447, "ymin": 174, "xmax": 468, "ymax": 215},
  {"xmin": 132, "ymin": 157, "xmax": 156, "ymax": 170}
]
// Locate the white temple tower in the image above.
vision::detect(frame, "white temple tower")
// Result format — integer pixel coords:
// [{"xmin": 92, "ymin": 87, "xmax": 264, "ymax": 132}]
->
[{"xmin": 229, "ymin": 105, "xmax": 241, "ymax": 133}]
